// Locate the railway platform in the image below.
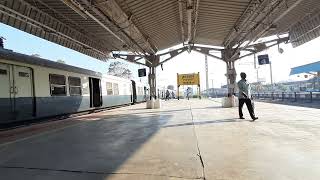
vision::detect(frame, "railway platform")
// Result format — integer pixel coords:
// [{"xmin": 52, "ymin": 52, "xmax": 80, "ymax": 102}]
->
[{"xmin": 1, "ymin": 99, "xmax": 320, "ymax": 180}]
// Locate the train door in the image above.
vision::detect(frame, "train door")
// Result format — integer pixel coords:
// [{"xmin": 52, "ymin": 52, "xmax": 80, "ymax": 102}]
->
[
  {"xmin": 89, "ymin": 77, "xmax": 102, "ymax": 107},
  {"xmin": 0, "ymin": 63, "xmax": 34, "ymax": 123},
  {"xmin": 13, "ymin": 66, "xmax": 34, "ymax": 121},
  {"xmin": 0, "ymin": 63, "xmax": 14, "ymax": 122},
  {"xmin": 131, "ymin": 80, "xmax": 137, "ymax": 104}
]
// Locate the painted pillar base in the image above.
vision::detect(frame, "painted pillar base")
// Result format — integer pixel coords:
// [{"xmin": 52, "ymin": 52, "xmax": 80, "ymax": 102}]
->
[
  {"xmin": 221, "ymin": 96, "xmax": 238, "ymax": 108},
  {"xmin": 146, "ymin": 99, "xmax": 162, "ymax": 109}
]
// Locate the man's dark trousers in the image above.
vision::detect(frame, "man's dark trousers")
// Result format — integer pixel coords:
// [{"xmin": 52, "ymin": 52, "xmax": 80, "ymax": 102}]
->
[{"xmin": 239, "ymin": 98, "xmax": 255, "ymax": 119}]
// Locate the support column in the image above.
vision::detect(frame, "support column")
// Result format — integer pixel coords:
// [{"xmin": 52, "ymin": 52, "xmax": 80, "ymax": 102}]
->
[
  {"xmin": 226, "ymin": 61, "xmax": 237, "ymax": 95},
  {"xmin": 148, "ymin": 66, "xmax": 157, "ymax": 99},
  {"xmin": 205, "ymin": 55, "xmax": 209, "ymax": 94},
  {"xmin": 146, "ymin": 55, "xmax": 159, "ymax": 100},
  {"xmin": 222, "ymin": 47, "xmax": 238, "ymax": 95}
]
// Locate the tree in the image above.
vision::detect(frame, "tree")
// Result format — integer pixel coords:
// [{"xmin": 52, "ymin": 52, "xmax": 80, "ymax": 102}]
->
[
  {"xmin": 108, "ymin": 61, "xmax": 132, "ymax": 79},
  {"xmin": 276, "ymin": 84, "xmax": 288, "ymax": 92},
  {"xmin": 56, "ymin": 59, "xmax": 66, "ymax": 64},
  {"xmin": 167, "ymin": 85, "xmax": 174, "ymax": 90},
  {"xmin": 31, "ymin": 54, "xmax": 41, "ymax": 57}
]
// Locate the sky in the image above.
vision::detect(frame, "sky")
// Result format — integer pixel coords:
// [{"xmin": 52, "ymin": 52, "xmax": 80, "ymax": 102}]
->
[{"xmin": 1, "ymin": 22, "xmax": 320, "ymax": 90}]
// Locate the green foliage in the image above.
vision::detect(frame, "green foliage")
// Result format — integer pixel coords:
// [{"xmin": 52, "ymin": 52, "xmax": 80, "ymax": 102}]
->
[
  {"xmin": 56, "ymin": 59, "xmax": 66, "ymax": 64},
  {"xmin": 31, "ymin": 54, "xmax": 41, "ymax": 57},
  {"xmin": 167, "ymin": 85, "xmax": 174, "ymax": 90},
  {"xmin": 108, "ymin": 61, "xmax": 132, "ymax": 79}
]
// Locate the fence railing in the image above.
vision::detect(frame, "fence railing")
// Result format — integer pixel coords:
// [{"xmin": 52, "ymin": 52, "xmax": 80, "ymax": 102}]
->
[{"xmin": 252, "ymin": 92, "xmax": 320, "ymax": 103}]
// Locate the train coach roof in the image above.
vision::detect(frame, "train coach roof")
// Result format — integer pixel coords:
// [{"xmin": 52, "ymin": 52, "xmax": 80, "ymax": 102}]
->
[{"xmin": 0, "ymin": 49, "xmax": 102, "ymax": 77}]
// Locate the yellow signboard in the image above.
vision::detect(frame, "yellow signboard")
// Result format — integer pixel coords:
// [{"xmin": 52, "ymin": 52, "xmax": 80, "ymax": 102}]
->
[{"xmin": 177, "ymin": 73, "xmax": 200, "ymax": 86}]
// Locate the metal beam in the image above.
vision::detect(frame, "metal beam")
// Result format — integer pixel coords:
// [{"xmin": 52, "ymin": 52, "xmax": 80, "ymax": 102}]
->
[
  {"xmin": 88, "ymin": 0, "xmax": 157, "ymax": 54},
  {"xmin": 70, "ymin": 1, "xmax": 127, "ymax": 46},
  {"xmin": 246, "ymin": 36, "xmax": 289, "ymax": 49},
  {"xmin": 191, "ymin": 0, "xmax": 200, "ymax": 44},
  {"xmin": 0, "ymin": 1, "xmax": 110, "ymax": 60},
  {"xmin": 252, "ymin": 0, "xmax": 305, "ymax": 42},
  {"xmin": 178, "ymin": 0, "xmax": 185, "ymax": 44},
  {"xmin": 224, "ymin": 0, "xmax": 268, "ymax": 48},
  {"xmin": 191, "ymin": 46, "xmax": 223, "ymax": 61},
  {"xmin": 238, "ymin": 42, "xmax": 277, "ymax": 60},
  {"xmin": 158, "ymin": 47, "xmax": 188, "ymax": 65},
  {"xmin": 238, "ymin": 36, "xmax": 289, "ymax": 59},
  {"xmin": 112, "ymin": 46, "xmax": 189, "ymax": 67},
  {"xmin": 80, "ymin": 0, "xmax": 143, "ymax": 54},
  {"xmin": 228, "ymin": 0, "xmax": 293, "ymax": 61},
  {"xmin": 157, "ymin": 46, "xmax": 187, "ymax": 57},
  {"xmin": 113, "ymin": 53, "xmax": 147, "ymax": 66},
  {"xmin": 60, "ymin": 0, "xmax": 88, "ymax": 19},
  {"xmin": 186, "ymin": 0, "xmax": 193, "ymax": 43}
]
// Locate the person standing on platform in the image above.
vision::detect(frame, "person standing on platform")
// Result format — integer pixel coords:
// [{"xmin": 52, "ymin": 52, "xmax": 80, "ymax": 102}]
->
[
  {"xmin": 165, "ymin": 90, "xmax": 170, "ymax": 101},
  {"xmin": 237, "ymin": 72, "xmax": 258, "ymax": 121},
  {"xmin": 186, "ymin": 88, "xmax": 191, "ymax": 100}
]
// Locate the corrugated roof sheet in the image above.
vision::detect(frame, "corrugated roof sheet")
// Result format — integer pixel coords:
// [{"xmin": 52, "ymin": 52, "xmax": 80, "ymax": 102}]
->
[
  {"xmin": 290, "ymin": 61, "xmax": 320, "ymax": 75},
  {"xmin": 1, "ymin": 0, "xmax": 320, "ymax": 60}
]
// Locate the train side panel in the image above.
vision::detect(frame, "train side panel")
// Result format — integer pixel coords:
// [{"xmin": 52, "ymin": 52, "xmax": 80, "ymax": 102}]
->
[
  {"xmin": 101, "ymin": 75, "xmax": 132, "ymax": 107},
  {"xmin": 0, "ymin": 50, "xmax": 143, "ymax": 125},
  {"xmin": 34, "ymin": 66, "xmax": 92, "ymax": 118},
  {"xmin": 0, "ymin": 58, "xmax": 96, "ymax": 124},
  {"xmin": 134, "ymin": 81, "xmax": 149, "ymax": 103}
]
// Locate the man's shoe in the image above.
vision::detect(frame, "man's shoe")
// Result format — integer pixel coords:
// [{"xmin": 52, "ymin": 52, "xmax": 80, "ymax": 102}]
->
[
  {"xmin": 239, "ymin": 117, "xmax": 245, "ymax": 119},
  {"xmin": 252, "ymin": 117, "xmax": 258, "ymax": 121}
]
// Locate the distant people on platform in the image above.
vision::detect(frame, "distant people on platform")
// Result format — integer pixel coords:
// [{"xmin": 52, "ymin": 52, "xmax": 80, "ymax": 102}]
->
[
  {"xmin": 165, "ymin": 90, "xmax": 170, "ymax": 101},
  {"xmin": 171, "ymin": 91, "xmax": 175, "ymax": 99},
  {"xmin": 237, "ymin": 72, "xmax": 258, "ymax": 121},
  {"xmin": 186, "ymin": 88, "xmax": 191, "ymax": 100}
]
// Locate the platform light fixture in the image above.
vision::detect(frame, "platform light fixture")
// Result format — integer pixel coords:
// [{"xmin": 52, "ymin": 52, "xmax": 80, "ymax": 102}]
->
[{"xmin": 278, "ymin": 43, "xmax": 284, "ymax": 54}]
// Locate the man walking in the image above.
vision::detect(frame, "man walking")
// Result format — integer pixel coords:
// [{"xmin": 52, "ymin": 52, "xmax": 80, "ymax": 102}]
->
[
  {"xmin": 237, "ymin": 72, "xmax": 258, "ymax": 121},
  {"xmin": 165, "ymin": 90, "xmax": 170, "ymax": 101}
]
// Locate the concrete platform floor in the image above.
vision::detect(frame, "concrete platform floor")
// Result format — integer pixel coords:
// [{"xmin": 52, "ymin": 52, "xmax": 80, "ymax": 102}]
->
[{"xmin": 1, "ymin": 99, "xmax": 320, "ymax": 180}]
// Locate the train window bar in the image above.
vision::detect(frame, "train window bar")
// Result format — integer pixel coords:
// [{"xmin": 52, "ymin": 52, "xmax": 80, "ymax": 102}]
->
[
  {"xmin": 49, "ymin": 74, "xmax": 67, "ymax": 96},
  {"xmin": 106, "ymin": 82, "xmax": 113, "ymax": 95},
  {"xmin": 68, "ymin": 76, "xmax": 82, "ymax": 96}
]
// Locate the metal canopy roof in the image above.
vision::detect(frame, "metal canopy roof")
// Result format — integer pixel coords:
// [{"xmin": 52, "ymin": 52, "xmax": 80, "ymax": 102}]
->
[
  {"xmin": 290, "ymin": 61, "xmax": 320, "ymax": 75},
  {"xmin": 1, "ymin": 0, "xmax": 320, "ymax": 60}
]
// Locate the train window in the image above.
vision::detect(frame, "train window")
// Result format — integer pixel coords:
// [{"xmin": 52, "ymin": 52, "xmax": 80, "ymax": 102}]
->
[
  {"xmin": 113, "ymin": 83, "xmax": 119, "ymax": 95},
  {"xmin": 0, "ymin": 69, "xmax": 7, "ymax": 75},
  {"xmin": 106, "ymin": 82, "xmax": 113, "ymax": 95},
  {"xmin": 49, "ymin": 74, "xmax": 66, "ymax": 96},
  {"xmin": 19, "ymin": 72, "xmax": 30, "ymax": 77},
  {"xmin": 68, "ymin": 77, "xmax": 82, "ymax": 96}
]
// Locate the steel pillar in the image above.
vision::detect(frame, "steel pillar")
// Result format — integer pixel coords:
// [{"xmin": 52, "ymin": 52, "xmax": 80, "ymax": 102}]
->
[
  {"xmin": 145, "ymin": 55, "xmax": 160, "ymax": 100},
  {"xmin": 222, "ymin": 48, "xmax": 237, "ymax": 95},
  {"xmin": 148, "ymin": 66, "xmax": 157, "ymax": 99},
  {"xmin": 205, "ymin": 55, "xmax": 209, "ymax": 92},
  {"xmin": 226, "ymin": 61, "xmax": 237, "ymax": 95}
]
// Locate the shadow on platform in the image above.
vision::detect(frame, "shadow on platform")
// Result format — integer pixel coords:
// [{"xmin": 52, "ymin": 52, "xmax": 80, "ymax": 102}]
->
[
  {"xmin": 163, "ymin": 118, "xmax": 246, "ymax": 128},
  {"xmin": 0, "ymin": 113, "xmax": 172, "ymax": 179}
]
